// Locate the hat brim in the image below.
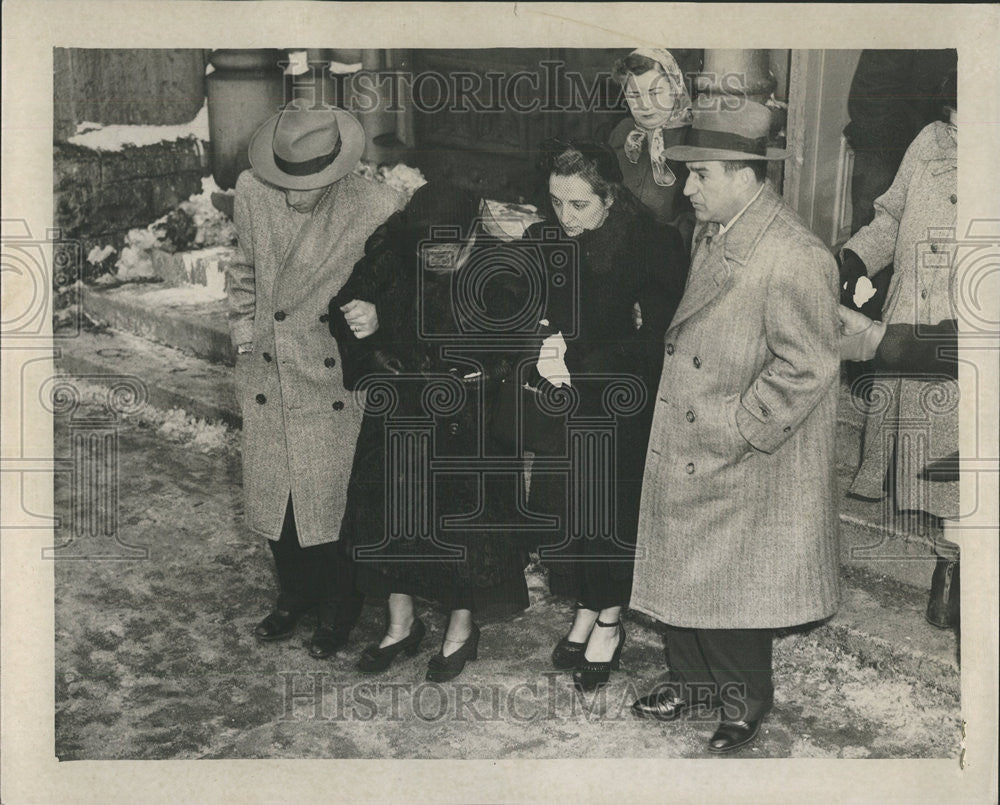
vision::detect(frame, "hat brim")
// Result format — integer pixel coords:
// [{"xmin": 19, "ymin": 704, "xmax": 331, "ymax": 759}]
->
[
  {"xmin": 664, "ymin": 145, "xmax": 789, "ymax": 162},
  {"xmin": 248, "ymin": 108, "xmax": 366, "ymax": 190}
]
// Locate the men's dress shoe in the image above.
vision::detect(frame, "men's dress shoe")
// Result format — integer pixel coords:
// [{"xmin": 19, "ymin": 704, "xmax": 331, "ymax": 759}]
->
[
  {"xmin": 254, "ymin": 608, "xmax": 306, "ymax": 641},
  {"xmin": 307, "ymin": 623, "xmax": 352, "ymax": 659},
  {"xmin": 707, "ymin": 718, "xmax": 763, "ymax": 753},
  {"xmin": 631, "ymin": 691, "xmax": 692, "ymax": 722}
]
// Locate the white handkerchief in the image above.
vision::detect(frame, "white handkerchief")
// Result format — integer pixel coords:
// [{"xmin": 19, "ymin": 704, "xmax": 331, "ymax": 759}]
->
[
  {"xmin": 536, "ymin": 331, "xmax": 571, "ymax": 388},
  {"xmin": 853, "ymin": 275, "xmax": 876, "ymax": 308}
]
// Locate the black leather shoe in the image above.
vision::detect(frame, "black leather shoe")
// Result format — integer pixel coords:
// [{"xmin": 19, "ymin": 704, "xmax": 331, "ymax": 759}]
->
[
  {"xmin": 358, "ymin": 618, "xmax": 427, "ymax": 673},
  {"xmin": 551, "ymin": 635, "xmax": 588, "ymax": 670},
  {"xmin": 307, "ymin": 623, "xmax": 352, "ymax": 659},
  {"xmin": 707, "ymin": 717, "xmax": 763, "ymax": 753},
  {"xmin": 631, "ymin": 691, "xmax": 691, "ymax": 721},
  {"xmin": 572, "ymin": 620, "xmax": 625, "ymax": 692},
  {"xmin": 254, "ymin": 607, "xmax": 307, "ymax": 641},
  {"xmin": 426, "ymin": 623, "xmax": 480, "ymax": 683}
]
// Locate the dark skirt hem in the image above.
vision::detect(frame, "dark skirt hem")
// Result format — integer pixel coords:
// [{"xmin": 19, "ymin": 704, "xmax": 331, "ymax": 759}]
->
[{"xmin": 355, "ymin": 564, "xmax": 529, "ymax": 622}]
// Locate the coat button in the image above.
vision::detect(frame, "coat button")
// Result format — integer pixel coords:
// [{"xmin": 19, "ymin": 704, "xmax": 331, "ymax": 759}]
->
[
  {"xmin": 921, "ymin": 289, "xmax": 928, "ymax": 300},
  {"xmin": 274, "ymin": 311, "xmax": 286, "ymax": 321},
  {"xmin": 262, "ymin": 352, "xmax": 272, "ymax": 362},
  {"xmin": 685, "ymin": 410, "xmax": 695, "ymax": 422},
  {"xmin": 319, "ymin": 313, "xmax": 330, "ymax": 323},
  {"xmin": 685, "ymin": 462, "xmax": 695, "ymax": 474},
  {"xmin": 448, "ymin": 422, "xmax": 460, "ymax": 436},
  {"xmin": 930, "ymin": 244, "xmax": 939, "ymax": 254},
  {"xmin": 332, "ymin": 401, "xmax": 344, "ymax": 411},
  {"xmin": 255, "ymin": 394, "xmax": 266, "ymax": 405},
  {"xmin": 324, "ymin": 357, "xmax": 337, "ymax": 368},
  {"xmin": 950, "ymin": 194, "xmax": 957, "ymax": 205},
  {"xmin": 665, "ymin": 343, "xmax": 675, "ymax": 356},
  {"xmin": 692, "ymin": 356, "xmax": 702, "ymax": 369}
]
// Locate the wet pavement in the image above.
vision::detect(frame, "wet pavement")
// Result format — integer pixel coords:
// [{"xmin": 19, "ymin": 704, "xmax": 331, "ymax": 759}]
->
[{"xmin": 53, "ymin": 396, "xmax": 961, "ymax": 761}]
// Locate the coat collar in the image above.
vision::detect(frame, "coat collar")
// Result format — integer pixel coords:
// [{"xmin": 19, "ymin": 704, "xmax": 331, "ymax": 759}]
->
[
  {"xmin": 668, "ymin": 184, "xmax": 782, "ymax": 332},
  {"xmin": 716, "ymin": 183, "xmax": 782, "ymax": 265}
]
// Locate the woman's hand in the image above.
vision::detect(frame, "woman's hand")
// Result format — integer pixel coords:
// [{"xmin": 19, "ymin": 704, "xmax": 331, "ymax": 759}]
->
[
  {"xmin": 340, "ymin": 299, "xmax": 379, "ymax": 339},
  {"xmin": 838, "ymin": 305, "xmax": 886, "ymax": 362}
]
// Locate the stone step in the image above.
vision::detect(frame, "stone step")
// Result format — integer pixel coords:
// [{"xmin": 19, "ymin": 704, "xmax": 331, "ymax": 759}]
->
[
  {"xmin": 55, "ymin": 326, "xmax": 240, "ymax": 428},
  {"xmin": 82, "ymin": 282, "xmax": 234, "ymax": 366}
]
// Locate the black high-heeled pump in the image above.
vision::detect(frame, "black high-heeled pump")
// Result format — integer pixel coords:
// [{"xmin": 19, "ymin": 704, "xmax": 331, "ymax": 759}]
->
[
  {"xmin": 426, "ymin": 623, "xmax": 480, "ymax": 683},
  {"xmin": 552, "ymin": 602, "xmax": 592, "ymax": 670},
  {"xmin": 357, "ymin": 618, "xmax": 426, "ymax": 673},
  {"xmin": 573, "ymin": 619, "xmax": 626, "ymax": 692}
]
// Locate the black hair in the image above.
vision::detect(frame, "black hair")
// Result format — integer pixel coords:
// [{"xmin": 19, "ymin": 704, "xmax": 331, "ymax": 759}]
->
[
  {"xmin": 402, "ymin": 182, "xmax": 480, "ymax": 249},
  {"xmin": 538, "ymin": 139, "xmax": 624, "ymax": 204},
  {"xmin": 723, "ymin": 160, "xmax": 768, "ymax": 184}
]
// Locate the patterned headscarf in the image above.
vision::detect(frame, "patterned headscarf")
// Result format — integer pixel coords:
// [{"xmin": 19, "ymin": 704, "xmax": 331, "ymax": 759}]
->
[{"xmin": 621, "ymin": 48, "xmax": 693, "ymax": 187}]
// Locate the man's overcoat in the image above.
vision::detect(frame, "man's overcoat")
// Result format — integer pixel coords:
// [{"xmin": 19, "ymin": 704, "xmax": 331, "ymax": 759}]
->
[
  {"xmin": 630, "ymin": 186, "xmax": 842, "ymax": 629},
  {"xmin": 227, "ymin": 170, "xmax": 403, "ymax": 546}
]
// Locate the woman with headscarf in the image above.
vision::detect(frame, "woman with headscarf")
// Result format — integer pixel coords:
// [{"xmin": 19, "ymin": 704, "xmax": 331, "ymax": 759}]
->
[{"xmin": 609, "ymin": 48, "xmax": 695, "ymax": 246}]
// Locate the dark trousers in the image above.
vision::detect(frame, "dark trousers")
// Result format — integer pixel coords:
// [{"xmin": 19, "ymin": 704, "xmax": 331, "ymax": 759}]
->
[
  {"xmin": 269, "ymin": 496, "xmax": 364, "ymax": 627},
  {"xmin": 663, "ymin": 624, "xmax": 774, "ymax": 722}
]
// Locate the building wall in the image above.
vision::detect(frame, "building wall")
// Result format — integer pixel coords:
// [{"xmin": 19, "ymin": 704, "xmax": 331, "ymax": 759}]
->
[
  {"xmin": 784, "ymin": 49, "xmax": 862, "ymax": 248},
  {"xmin": 54, "ymin": 49, "xmax": 207, "ymax": 142}
]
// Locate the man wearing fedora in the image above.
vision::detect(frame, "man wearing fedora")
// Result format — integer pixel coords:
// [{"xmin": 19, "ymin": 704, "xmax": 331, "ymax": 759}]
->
[
  {"xmin": 226, "ymin": 98, "xmax": 404, "ymax": 658},
  {"xmin": 628, "ymin": 101, "xmax": 841, "ymax": 752}
]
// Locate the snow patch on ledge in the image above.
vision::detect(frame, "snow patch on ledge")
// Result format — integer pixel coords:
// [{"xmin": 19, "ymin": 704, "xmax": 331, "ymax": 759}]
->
[{"xmin": 68, "ymin": 102, "xmax": 209, "ymax": 152}]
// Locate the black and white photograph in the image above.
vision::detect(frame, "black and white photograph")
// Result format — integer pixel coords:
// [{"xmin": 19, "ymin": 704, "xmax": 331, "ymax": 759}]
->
[{"xmin": 2, "ymin": 2, "xmax": 998, "ymax": 802}]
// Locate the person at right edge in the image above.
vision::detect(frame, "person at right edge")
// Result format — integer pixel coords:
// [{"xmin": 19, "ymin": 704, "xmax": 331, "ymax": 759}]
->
[{"xmin": 838, "ymin": 71, "xmax": 960, "ymax": 630}]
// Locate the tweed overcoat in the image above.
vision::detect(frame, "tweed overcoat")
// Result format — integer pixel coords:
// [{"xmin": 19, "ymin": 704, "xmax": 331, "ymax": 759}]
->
[
  {"xmin": 630, "ymin": 185, "xmax": 841, "ymax": 629},
  {"xmin": 843, "ymin": 121, "xmax": 959, "ymax": 518},
  {"xmin": 226, "ymin": 169, "xmax": 404, "ymax": 546}
]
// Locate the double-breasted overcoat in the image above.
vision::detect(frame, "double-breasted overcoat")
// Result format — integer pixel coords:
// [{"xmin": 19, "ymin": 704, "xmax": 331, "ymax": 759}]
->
[
  {"xmin": 630, "ymin": 185, "xmax": 842, "ymax": 629},
  {"xmin": 843, "ymin": 121, "xmax": 959, "ymax": 518},
  {"xmin": 226, "ymin": 170, "xmax": 404, "ymax": 546}
]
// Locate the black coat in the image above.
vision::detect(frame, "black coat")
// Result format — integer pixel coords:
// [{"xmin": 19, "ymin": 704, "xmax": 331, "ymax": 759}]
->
[
  {"xmin": 334, "ymin": 217, "xmax": 532, "ymax": 593},
  {"xmin": 523, "ymin": 203, "xmax": 688, "ymax": 579}
]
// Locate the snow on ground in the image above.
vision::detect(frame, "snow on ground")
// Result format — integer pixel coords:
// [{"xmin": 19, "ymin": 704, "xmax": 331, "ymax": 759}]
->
[{"xmin": 69, "ymin": 103, "xmax": 209, "ymax": 151}]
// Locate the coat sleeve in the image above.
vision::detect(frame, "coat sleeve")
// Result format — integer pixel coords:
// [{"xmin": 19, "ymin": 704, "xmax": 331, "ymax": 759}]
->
[
  {"xmin": 735, "ymin": 241, "xmax": 840, "ymax": 454},
  {"xmin": 636, "ymin": 222, "xmax": 689, "ymax": 337},
  {"xmin": 874, "ymin": 319, "xmax": 958, "ymax": 377},
  {"xmin": 226, "ymin": 175, "xmax": 256, "ymax": 347},
  {"xmin": 843, "ymin": 124, "xmax": 933, "ymax": 277}
]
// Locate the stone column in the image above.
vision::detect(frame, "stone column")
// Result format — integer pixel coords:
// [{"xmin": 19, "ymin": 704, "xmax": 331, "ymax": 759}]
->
[{"xmin": 695, "ymin": 49, "xmax": 784, "ymax": 186}]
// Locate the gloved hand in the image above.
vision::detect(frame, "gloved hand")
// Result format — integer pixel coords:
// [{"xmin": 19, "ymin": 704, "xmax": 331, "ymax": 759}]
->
[
  {"xmin": 838, "ymin": 305, "xmax": 887, "ymax": 362},
  {"xmin": 837, "ymin": 248, "xmax": 873, "ymax": 309}
]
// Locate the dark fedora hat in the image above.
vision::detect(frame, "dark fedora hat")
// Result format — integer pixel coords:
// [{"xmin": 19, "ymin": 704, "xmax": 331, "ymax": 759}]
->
[
  {"xmin": 248, "ymin": 97, "xmax": 365, "ymax": 190},
  {"xmin": 664, "ymin": 100, "xmax": 788, "ymax": 162}
]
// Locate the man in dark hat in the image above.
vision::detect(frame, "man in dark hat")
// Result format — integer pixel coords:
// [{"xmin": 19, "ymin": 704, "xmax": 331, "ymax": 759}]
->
[
  {"xmin": 226, "ymin": 98, "xmax": 404, "ymax": 658},
  {"xmin": 629, "ymin": 101, "xmax": 841, "ymax": 753}
]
